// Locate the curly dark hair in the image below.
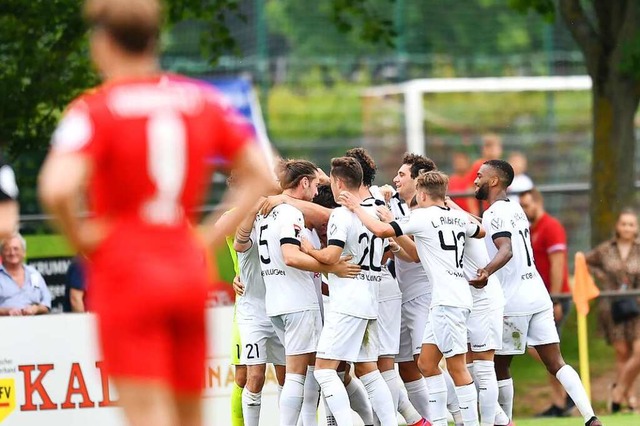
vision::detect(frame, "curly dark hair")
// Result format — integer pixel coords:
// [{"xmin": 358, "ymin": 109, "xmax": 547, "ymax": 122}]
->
[
  {"xmin": 484, "ymin": 159, "xmax": 514, "ymax": 188},
  {"xmin": 402, "ymin": 153, "xmax": 437, "ymax": 179},
  {"xmin": 313, "ymin": 184, "xmax": 339, "ymax": 209},
  {"xmin": 345, "ymin": 147, "xmax": 376, "ymax": 187}
]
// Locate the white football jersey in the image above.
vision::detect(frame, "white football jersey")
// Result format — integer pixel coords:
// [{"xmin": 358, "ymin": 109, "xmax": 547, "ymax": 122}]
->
[
  {"xmin": 364, "ymin": 191, "xmax": 402, "ymax": 303},
  {"xmin": 392, "ymin": 206, "xmax": 479, "ymax": 309},
  {"xmin": 236, "ymin": 221, "xmax": 272, "ymax": 324},
  {"xmin": 482, "ymin": 199, "xmax": 552, "ymax": 315},
  {"xmin": 462, "ymin": 235, "xmax": 505, "ymax": 313},
  {"xmin": 302, "ymin": 227, "xmax": 325, "ymax": 315},
  {"xmin": 326, "ymin": 202, "xmax": 383, "ymax": 319},
  {"xmin": 390, "ymin": 198, "xmax": 432, "ymax": 303},
  {"xmin": 259, "ymin": 204, "xmax": 320, "ymax": 316}
]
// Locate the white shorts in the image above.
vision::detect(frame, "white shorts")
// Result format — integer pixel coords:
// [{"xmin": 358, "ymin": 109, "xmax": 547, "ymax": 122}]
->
[
  {"xmin": 270, "ymin": 310, "xmax": 323, "ymax": 356},
  {"xmin": 378, "ymin": 297, "xmax": 402, "ymax": 357},
  {"xmin": 238, "ymin": 320, "xmax": 286, "ymax": 366},
  {"xmin": 422, "ymin": 306, "xmax": 470, "ymax": 359},
  {"xmin": 467, "ymin": 307, "xmax": 504, "ymax": 352},
  {"xmin": 397, "ymin": 294, "xmax": 431, "ymax": 362},
  {"xmin": 497, "ymin": 307, "xmax": 560, "ymax": 355},
  {"xmin": 316, "ymin": 311, "xmax": 380, "ymax": 363}
]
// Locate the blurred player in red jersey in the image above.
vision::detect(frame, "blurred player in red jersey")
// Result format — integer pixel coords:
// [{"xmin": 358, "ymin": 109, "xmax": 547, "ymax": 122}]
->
[{"xmin": 38, "ymin": 1, "xmax": 276, "ymax": 425}]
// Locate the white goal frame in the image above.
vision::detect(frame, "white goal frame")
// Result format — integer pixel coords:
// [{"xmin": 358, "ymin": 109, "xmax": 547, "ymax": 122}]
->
[{"xmin": 362, "ymin": 75, "xmax": 592, "ymax": 155}]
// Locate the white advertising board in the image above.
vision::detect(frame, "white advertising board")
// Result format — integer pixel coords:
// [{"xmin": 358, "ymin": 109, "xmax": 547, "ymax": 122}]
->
[{"xmin": 0, "ymin": 307, "xmax": 282, "ymax": 425}]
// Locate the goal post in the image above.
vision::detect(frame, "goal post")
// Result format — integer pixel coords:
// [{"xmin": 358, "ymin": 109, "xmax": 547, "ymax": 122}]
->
[{"xmin": 362, "ymin": 75, "xmax": 592, "ymax": 157}]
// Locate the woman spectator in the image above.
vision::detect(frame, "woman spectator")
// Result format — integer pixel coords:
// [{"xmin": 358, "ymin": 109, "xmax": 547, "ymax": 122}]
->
[{"xmin": 586, "ymin": 208, "xmax": 640, "ymax": 413}]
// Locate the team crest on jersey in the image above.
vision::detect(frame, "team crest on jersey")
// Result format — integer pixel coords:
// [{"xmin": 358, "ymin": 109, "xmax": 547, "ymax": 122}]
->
[
  {"xmin": 329, "ymin": 223, "xmax": 337, "ymax": 236},
  {"xmin": 293, "ymin": 224, "xmax": 301, "ymax": 238},
  {"xmin": 491, "ymin": 217, "xmax": 503, "ymax": 230}
]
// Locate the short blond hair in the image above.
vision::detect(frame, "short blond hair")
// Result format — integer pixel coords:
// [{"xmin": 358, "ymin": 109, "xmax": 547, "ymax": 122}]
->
[
  {"xmin": 416, "ymin": 170, "xmax": 449, "ymax": 201},
  {"xmin": 84, "ymin": 0, "xmax": 162, "ymax": 53}
]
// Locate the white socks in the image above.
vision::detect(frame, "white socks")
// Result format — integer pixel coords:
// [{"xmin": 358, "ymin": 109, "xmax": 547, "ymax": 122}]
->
[
  {"xmin": 497, "ymin": 378, "xmax": 514, "ymax": 420},
  {"xmin": 442, "ymin": 369, "xmax": 463, "ymax": 425},
  {"xmin": 360, "ymin": 370, "xmax": 397, "ymax": 426},
  {"xmin": 455, "ymin": 383, "xmax": 479, "ymax": 426},
  {"xmin": 314, "ymin": 369, "xmax": 353, "ymax": 426},
  {"xmin": 424, "ymin": 374, "xmax": 448, "ymax": 426},
  {"xmin": 346, "ymin": 377, "xmax": 373, "ymax": 425},
  {"xmin": 323, "ymin": 395, "xmax": 337, "ymax": 426},
  {"xmin": 242, "ymin": 388, "xmax": 262, "ymax": 426},
  {"xmin": 397, "ymin": 384, "xmax": 422, "ymax": 425},
  {"xmin": 281, "ymin": 373, "xmax": 306, "ymax": 426},
  {"xmin": 380, "ymin": 369, "xmax": 401, "ymax": 410},
  {"xmin": 473, "ymin": 360, "xmax": 498, "ymax": 426},
  {"xmin": 494, "ymin": 406, "xmax": 511, "ymax": 426},
  {"xmin": 556, "ymin": 365, "xmax": 595, "ymax": 422},
  {"xmin": 405, "ymin": 378, "xmax": 430, "ymax": 419},
  {"xmin": 300, "ymin": 366, "xmax": 320, "ymax": 426}
]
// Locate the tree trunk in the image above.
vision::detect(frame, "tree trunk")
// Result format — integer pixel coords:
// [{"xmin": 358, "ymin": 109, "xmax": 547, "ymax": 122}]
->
[{"xmin": 589, "ymin": 74, "xmax": 639, "ymax": 246}]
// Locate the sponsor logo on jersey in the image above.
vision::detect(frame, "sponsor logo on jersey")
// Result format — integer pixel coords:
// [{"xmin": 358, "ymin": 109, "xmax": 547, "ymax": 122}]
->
[{"xmin": 491, "ymin": 218, "xmax": 503, "ymax": 230}]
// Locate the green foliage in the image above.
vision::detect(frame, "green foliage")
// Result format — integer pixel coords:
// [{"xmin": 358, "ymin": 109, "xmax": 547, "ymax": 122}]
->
[
  {"xmin": 507, "ymin": 0, "xmax": 555, "ymax": 22},
  {"xmin": 619, "ymin": 33, "xmax": 640, "ymax": 80}
]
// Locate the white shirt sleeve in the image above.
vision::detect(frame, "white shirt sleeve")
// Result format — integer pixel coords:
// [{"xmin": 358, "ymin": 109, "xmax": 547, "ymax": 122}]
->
[
  {"xmin": 327, "ymin": 208, "xmax": 350, "ymax": 248},
  {"xmin": 484, "ymin": 207, "xmax": 512, "ymax": 242},
  {"xmin": 391, "ymin": 209, "xmax": 425, "ymax": 238},
  {"xmin": 279, "ymin": 207, "xmax": 304, "ymax": 246}
]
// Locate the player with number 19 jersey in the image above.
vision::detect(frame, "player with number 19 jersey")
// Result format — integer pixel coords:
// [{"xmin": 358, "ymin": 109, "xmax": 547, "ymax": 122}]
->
[
  {"xmin": 50, "ymin": 74, "xmax": 252, "ymax": 390},
  {"xmin": 482, "ymin": 200, "xmax": 552, "ymax": 316}
]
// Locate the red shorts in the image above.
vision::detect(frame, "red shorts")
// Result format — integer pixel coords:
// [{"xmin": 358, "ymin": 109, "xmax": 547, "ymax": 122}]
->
[{"xmin": 88, "ymin": 228, "xmax": 212, "ymax": 394}]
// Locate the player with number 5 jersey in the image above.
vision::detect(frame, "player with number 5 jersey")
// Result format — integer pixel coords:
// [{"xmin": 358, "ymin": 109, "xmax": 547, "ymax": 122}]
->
[{"xmin": 38, "ymin": 2, "xmax": 277, "ymax": 425}]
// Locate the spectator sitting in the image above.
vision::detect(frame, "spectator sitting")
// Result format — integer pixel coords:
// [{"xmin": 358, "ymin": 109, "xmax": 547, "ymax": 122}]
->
[
  {"xmin": 63, "ymin": 255, "xmax": 87, "ymax": 313},
  {"xmin": 507, "ymin": 151, "xmax": 534, "ymax": 201},
  {"xmin": 0, "ymin": 233, "xmax": 52, "ymax": 316}
]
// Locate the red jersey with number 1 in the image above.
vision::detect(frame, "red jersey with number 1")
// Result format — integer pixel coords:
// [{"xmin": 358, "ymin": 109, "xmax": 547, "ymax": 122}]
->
[{"xmin": 50, "ymin": 74, "xmax": 252, "ymax": 391}]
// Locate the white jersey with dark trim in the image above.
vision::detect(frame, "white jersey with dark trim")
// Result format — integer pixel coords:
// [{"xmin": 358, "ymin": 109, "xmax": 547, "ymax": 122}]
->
[
  {"xmin": 302, "ymin": 227, "xmax": 325, "ymax": 315},
  {"xmin": 259, "ymin": 204, "xmax": 320, "ymax": 316},
  {"xmin": 326, "ymin": 202, "xmax": 383, "ymax": 319},
  {"xmin": 236, "ymin": 220, "xmax": 271, "ymax": 324},
  {"xmin": 462, "ymin": 236, "xmax": 505, "ymax": 313},
  {"xmin": 391, "ymin": 205, "xmax": 479, "ymax": 310},
  {"xmin": 482, "ymin": 199, "xmax": 552, "ymax": 316},
  {"xmin": 367, "ymin": 189, "xmax": 402, "ymax": 303},
  {"xmin": 390, "ymin": 195, "xmax": 431, "ymax": 303}
]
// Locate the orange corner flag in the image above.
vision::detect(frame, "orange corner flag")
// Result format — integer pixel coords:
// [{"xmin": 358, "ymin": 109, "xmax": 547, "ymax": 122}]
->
[{"xmin": 573, "ymin": 252, "xmax": 600, "ymax": 316}]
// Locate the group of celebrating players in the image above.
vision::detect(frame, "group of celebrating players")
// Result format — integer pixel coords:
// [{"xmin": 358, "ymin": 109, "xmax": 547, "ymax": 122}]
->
[{"xmin": 226, "ymin": 150, "xmax": 604, "ymax": 426}]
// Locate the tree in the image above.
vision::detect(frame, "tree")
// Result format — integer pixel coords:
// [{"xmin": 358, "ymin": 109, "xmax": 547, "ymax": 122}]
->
[
  {"xmin": 0, "ymin": 0, "xmax": 240, "ymax": 213},
  {"xmin": 511, "ymin": 0, "xmax": 640, "ymax": 246}
]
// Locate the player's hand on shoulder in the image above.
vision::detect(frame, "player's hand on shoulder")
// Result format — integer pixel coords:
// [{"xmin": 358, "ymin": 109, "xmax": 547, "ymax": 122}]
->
[
  {"xmin": 337, "ymin": 191, "xmax": 359, "ymax": 211},
  {"xmin": 332, "ymin": 255, "xmax": 361, "ymax": 278},
  {"xmin": 259, "ymin": 194, "xmax": 287, "ymax": 216},
  {"xmin": 376, "ymin": 205, "xmax": 393, "ymax": 223},
  {"xmin": 379, "ymin": 184, "xmax": 394, "ymax": 203},
  {"xmin": 232, "ymin": 276, "xmax": 245, "ymax": 296},
  {"xmin": 469, "ymin": 268, "xmax": 489, "ymax": 289}
]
